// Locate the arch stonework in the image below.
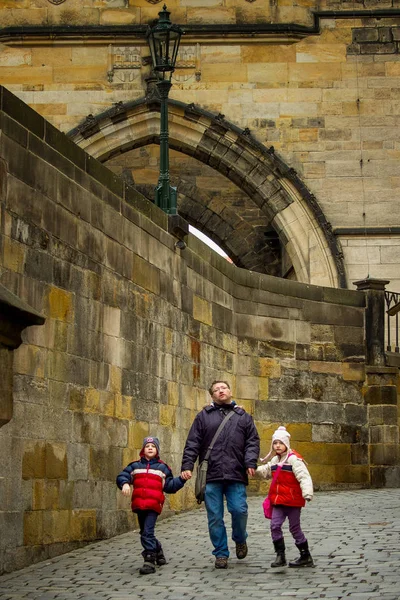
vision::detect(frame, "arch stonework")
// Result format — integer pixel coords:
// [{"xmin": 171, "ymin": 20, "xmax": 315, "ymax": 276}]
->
[{"xmin": 69, "ymin": 98, "xmax": 346, "ymax": 288}]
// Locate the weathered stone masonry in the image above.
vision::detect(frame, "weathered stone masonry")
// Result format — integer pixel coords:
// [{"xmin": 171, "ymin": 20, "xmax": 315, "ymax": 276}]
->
[{"xmin": 0, "ymin": 87, "xmax": 398, "ymax": 574}]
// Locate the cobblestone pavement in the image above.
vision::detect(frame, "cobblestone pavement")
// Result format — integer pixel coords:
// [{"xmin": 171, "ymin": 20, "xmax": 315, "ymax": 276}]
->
[{"xmin": 1, "ymin": 489, "xmax": 400, "ymax": 600}]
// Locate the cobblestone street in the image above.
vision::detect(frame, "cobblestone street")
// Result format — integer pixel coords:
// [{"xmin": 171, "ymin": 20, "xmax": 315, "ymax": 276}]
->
[{"xmin": 1, "ymin": 489, "xmax": 399, "ymax": 600}]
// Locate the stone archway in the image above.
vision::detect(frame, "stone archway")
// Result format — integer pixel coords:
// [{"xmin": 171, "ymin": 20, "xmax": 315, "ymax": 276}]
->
[{"xmin": 69, "ymin": 98, "xmax": 346, "ymax": 288}]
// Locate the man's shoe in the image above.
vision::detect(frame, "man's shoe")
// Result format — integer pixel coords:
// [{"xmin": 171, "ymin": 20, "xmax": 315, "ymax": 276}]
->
[
  {"xmin": 156, "ymin": 549, "xmax": 167, "ymax": 566},
  {"xmin": 236, "ymin": 542, "xmax": 248, "ymax": 559},
  {"xmin": 215, "ymin": 557, "xmax": 228, "ymax": 569}
]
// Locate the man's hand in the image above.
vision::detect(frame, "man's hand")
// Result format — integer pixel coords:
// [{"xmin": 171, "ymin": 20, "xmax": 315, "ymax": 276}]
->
[
  {"xmin": 181, "ymin": 470, "xmax": 192, "ymax": 480},
  {"xmin": 122, "ymin": 483, "xmax": 131, "ymax": 497},
  {"xmin": 247, "ymin": 468, "xmax": 256, "ymax": 477}
]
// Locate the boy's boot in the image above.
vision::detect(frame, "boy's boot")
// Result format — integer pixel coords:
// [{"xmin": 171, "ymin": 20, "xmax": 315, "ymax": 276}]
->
[
  {"xmin": 156, "ymin": 547, "xmax": 167, "ymax": 566},
  {"xmin": 289, "ymin": 541, "xmax": 314, "ymax": 568},
  {"xmin": 139, "ymin": 552, "xmax": 156, "ymax": 575},
  {"xmin": 271, "ymin": 538, "xmax": 286, "ymax": 568}
]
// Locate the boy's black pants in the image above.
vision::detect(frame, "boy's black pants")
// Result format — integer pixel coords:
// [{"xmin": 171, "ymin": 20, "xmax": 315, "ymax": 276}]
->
[{"xmin": 136, "ymin": 509, "xmax": 162, "ymax": 555}]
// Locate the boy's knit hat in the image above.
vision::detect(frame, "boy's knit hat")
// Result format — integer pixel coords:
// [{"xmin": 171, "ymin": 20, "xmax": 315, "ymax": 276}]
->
[
  {"xmin": 260, "ymin": 426, "xmax": 291, "ymax": 462},
  {"xmin": 140, "ymin": 436, "xmax": 160, "ymax": 456}
]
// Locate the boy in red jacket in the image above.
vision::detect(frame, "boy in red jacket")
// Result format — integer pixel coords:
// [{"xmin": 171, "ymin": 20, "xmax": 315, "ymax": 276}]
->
[
  {"xmin": 117, "ymin": 436, "xmax": 186, "ymax": 574},
  {"xmin": 256, "ymin": 426, "xmax": 314, "ymax": 569}
]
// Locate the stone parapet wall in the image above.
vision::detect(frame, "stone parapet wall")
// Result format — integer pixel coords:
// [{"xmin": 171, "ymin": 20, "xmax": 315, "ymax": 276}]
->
[{"xmin": 0, "ymin": 87, "xmax": 398, "ymax": 575}]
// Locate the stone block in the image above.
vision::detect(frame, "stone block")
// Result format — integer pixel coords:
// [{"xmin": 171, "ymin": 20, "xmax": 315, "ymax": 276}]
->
[
  {"xmin": 334, "ymin": 465, "xmax": 370, "ymax": 485},
  {"xmin": 103, "ymin": 305, "xmax": 121, "ymax": 337},
  {"xmin": 312, "ymin": 423, "xmax": 338, "ymax": 443},
  {"xmin": 296, "ymin": 442, "xmax": 351, "ymax": 465},
  {"xmin": 344, "ymin": 404, "xmax": 367, "ymax": 426},
  {"xmin": 68, "ymin": 444, "xmax": 89, "ymax": 481},
  {"xmin": 47, "ymin": 287, "xmax": 73, "ymax": 322},
  {"xmin": 236, "ymin": 376, "xmax": 259, "ymax": 400},
  {"xmin": 365, "ymin": 385, "xmax": 398, "ymax": 405},
  {"xmin": 307, "ymin": 401, "xmax": 345, "ymax": 424},
  {"xmin": 131, "ymin": 254, "xmax": 160, "ymax": 295},
  {"xmin": 212, "ymin": 303, "xmax": 233, "ymax": 334},
  {"xmin": 160, "ymin": 405, "xmax": 176, "ymax": 427},
  {"xmin": 288, "ymin": 423, "xmax": 312, "ymax": 442},
  {"xmin": 23, "ymin": 511, "xmax": 43, "ymax": 546},
  {"xmin": 308, "ymin": 464, "xmax": 336, "ymax": 486},
  {"xmin": 3, "ymin": 237, "xmax": 25, "ymax": 274},
  {"xmin": 370, "ymin": 443, "xmax": 399, "ymax": 466},
  {"xmin": 193, "ymin": 295, "xmax": 212, "ymax": 326},
  {"xmin": 342, "ymin": 363, "xmax": 365, "ymax": 382},
  {"xmin": 351, "ymin": 444, "xmax": 369, "ymax": 465},
  {"xmin": 310, "ymin": 361, "xmax": 343, "ymax": 376},
  {"xmin": 352, "ymin": 28, "xmax": 379, "ymax": 43},
  {"xmin": 259, "ymin": 357, "xmax": 281, "ymax": 378},
  {"xmin": 43, "ymin": 510, "xmax": 70, "ymax": 544},
  {"xmin": 370, "ymin": 425, "xmax": 399, "ymax": 444},
  {"xmin": 258, "ymin": 378, "xmax": 269, "ymax": 401},
  {"xmin": 269, "ymin": 370, "xmax": 311, "ymax": 400},
  {"xmin": 45, "ymin": 443, "xmax": 68, "ymax": 480},
  {"xmin": 255, "ymin": 400, "xmax": 308, "ymax": 423},
  {"xmin": 22, "ymin": 441, "xmax": 46, "ymax": 479},
  {"xmin": 14, "ymin": 344, "xmax": 46, "ymax": 379},
  {"xmin": 70, "ymin": 509, "xmax": 97, "ymax": 541},
  {"xmin": 371, "ymin": 466, "xmax": 400, "ymax": 488},
  {"xmin": 128, "ymin": 421, "xmax": 149, "ymax": 450},
  {"xmin": 168, "ymin": 382, "xmax": 179, "ymax": 406},
  {"xmin": 115, "ymin": 394, "xmax": 133, "ymax": 421}
]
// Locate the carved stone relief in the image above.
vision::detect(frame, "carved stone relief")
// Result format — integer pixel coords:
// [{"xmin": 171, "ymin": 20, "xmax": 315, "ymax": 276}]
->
[
  {"xmin": 173, "ymin": 44, "xmax": 201, "ymax": 83},
  {"xmin": 107, "ymin": 45, "xmax": 142, "ymax": 84}
]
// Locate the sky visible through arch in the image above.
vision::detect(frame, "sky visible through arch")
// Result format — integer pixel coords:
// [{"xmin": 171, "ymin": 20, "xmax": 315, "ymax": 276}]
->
[{"xmin": 189, "ymin": 226, "xmax": 233, "ymax": 263}]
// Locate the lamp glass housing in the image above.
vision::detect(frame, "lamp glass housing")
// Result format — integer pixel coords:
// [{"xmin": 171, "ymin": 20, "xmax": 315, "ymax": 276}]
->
[{"xmin": 147, "ymin": 6, "xmax": 183, "ymax": 81}]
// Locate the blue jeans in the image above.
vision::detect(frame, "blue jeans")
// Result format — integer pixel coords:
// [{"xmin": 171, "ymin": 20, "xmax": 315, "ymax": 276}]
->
[
  {"xmin": 204, "ymin": 481, "xmax": 248, "ymax": 558},
  {"xmin": 136, "ymin": 510, "xmax": 161, "ymax": 556}
]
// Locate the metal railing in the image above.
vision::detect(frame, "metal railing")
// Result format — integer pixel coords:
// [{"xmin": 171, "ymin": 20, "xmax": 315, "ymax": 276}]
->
[{"xmin": 385, "ymin": 290, "xmax": 400, "ymax": 353}]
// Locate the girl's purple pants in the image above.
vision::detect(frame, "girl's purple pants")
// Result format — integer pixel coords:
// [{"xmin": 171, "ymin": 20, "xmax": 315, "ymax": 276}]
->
[{"xmin": 270, "ymin": 505, "xmax": 307, "ymax": 545}]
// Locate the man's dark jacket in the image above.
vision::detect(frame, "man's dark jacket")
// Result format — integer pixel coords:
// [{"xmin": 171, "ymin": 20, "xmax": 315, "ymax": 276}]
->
[{"xmin": 181, "ymin": 403, "xmax": 260, "ymax": 485}]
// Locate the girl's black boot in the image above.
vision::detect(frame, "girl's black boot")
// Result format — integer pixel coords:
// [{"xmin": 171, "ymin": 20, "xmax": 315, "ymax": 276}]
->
[
  {"xmin": 289, "ymin": 541, "xmax": 314, "ymax": 568},
  {"xmin": 271, "ymin": 538, "xmax": 287, "ymax": 568}
]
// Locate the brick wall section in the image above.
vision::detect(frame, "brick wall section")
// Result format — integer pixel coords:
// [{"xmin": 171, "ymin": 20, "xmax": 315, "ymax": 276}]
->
[
  {"xmin": 0, "ymin": 87, "xmax": 398, "ymax": 573},
  {"xmin": 349, "ymin": 26, "xmax": 400, "ymax": 54}
]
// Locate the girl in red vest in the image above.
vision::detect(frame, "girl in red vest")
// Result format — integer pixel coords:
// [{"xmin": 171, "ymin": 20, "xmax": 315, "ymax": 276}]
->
[
  {"xmin": 117, "ymin": 436, "xmax": 186, "ymax": 575},
  {"xmin": 257, "ymin": 426, "xmax": 314, "ymax": 569}
]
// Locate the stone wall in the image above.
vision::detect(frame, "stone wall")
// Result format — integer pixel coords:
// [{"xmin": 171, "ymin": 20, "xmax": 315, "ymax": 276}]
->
[{"xmin": 0, "ymin": 87, "xmax": 398, "ymax": 575}]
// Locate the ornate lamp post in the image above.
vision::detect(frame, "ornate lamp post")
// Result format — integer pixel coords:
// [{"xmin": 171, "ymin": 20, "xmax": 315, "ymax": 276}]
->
[{"xmin": 147, "ymin": 5, "xmax": 183, "ymax": 215}]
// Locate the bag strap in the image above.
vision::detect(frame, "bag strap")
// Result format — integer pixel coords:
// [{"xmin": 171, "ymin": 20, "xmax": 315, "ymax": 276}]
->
[
  {"xmin": 204, "ymin": 410, "xmax": 235, "ymax": 461},
  {"xmin": 271, "ymin": 452, "xmax": 294, "ymax": 482}
]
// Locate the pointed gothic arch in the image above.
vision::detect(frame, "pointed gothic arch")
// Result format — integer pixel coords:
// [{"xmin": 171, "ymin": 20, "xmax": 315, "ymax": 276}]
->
[{"xmin": 69, "ymin": 98, "xmax": 346, "ymax": 288}]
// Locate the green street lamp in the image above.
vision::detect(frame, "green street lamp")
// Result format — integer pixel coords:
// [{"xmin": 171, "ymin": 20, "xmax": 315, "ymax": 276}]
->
[{"xmin": 147, "ymin": 5, "xmax": 183, "ymax": 215}]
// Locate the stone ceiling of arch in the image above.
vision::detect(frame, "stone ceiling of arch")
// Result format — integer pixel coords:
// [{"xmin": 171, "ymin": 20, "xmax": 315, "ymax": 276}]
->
[{"xmin": 106, "ymin": 145, "xmax": 284, "ymax": 276}]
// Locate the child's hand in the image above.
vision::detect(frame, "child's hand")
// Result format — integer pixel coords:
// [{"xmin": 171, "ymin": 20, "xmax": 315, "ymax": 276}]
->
[
  {"xmin": 122, "ymin": 483, "xmax": 131, "ymax": 497},
  {"xmin": 181, "ymin": 470, "xmax": 192, "ymax": 480},
  {"xmin": 304, "ymin": 495, "xmax": 312, "ymax": 502}
]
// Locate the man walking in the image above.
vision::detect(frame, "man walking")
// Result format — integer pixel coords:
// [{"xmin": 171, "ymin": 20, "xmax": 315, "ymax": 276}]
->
[{"xmin": 181, "ymin": 380, "xmax": 260, "ymax": 569}]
